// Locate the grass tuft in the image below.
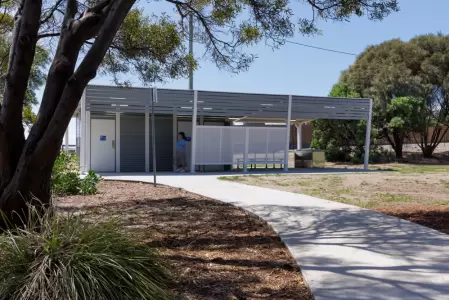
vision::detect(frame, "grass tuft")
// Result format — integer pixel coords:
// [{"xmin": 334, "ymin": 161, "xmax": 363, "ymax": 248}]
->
[
  {"xmin": 0, "ymin": 207, "xmax": 171, "ymax": 300},
  {"xmin": 376, "ymin": 193, "xmax": 415, "ymax": 203},
  {"xmin": 218, "ymin": 176, "xmax": 243, "ymax": 182}
]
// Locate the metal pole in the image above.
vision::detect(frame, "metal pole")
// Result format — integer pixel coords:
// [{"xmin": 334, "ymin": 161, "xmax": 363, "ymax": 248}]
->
[
  {"xmin": 190, "ymin": 90, "xmax": 198, "ymax": 173},
  {"xmin": 152, "ymin": 88, "xmax": 157, "ymax": 186},
  {"xmin": 80, "ymin": 90, "xmax": 86, "ymax": 173},
  {"xmin": 64, "ymin": 126, "xmax": 69, "ymax": 152},
  {"xmin": 296, "ymin": 123, "xmax": 302, "ymax": 150},
  {"xmin": 115, "ymin": 113, "xmax": 121, "ymax": 172},
  {"xmin": 284, "ymin": 95, "xmax": 292, "ymax": 171},
  {"xmin": 145, "ymin": 112, "xmax": 150, "ymax": 173},
  {"xmin": 188, "ymin": 14, "xmax": 194, "ymax": 90},
  {"xmin": 243, "ymin": 127, "xmax": 249, "ymax": 173},
  {"xmin": 364, "ymin": 98, "xmax": 373, "ymax": 170}
]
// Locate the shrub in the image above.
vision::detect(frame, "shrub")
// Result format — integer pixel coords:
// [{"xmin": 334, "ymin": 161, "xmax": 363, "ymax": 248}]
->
[
  {"xmin": 51, "ymin": 152, "xmax": 101, "ymax": 196},
  {"xmin": 0, "ymin": 209, "xmax": 171, "ymax": 300},
  {"xmin": 53, "ymin": 151, "xmax": 78, "ymax": 174},
  {"xmin": 52, "ymin": 171, "xmax": 81, "ymax": 195},
  {"xmin": 324, "ymin": 144, "xmax": 351, "ymax": 162},
  {"xmin": 80, "ymin": 170, "xmax": 101, "ymax": 195}
]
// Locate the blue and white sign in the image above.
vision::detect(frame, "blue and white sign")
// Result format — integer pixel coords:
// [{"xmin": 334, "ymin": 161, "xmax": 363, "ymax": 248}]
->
[
  {"xmin": 100, "ymin": 135, "xmax": 106, "ymax": 141},
  {"xmin": 186, "ymin": 137, "xmax": 191, "ymax": 141}
]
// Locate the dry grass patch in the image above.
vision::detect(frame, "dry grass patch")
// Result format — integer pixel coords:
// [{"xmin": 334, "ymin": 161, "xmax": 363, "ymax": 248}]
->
[
  {"xmin": 225, "ymin": 171, "xmax": 449, "ymax": 209},
  {"xmin": 222, "ymin": 165, "xmax": 449, "ymax": 234},
  {"xmin": 56, "ymin": 181, "xmax": 313, "ymax": 300}
]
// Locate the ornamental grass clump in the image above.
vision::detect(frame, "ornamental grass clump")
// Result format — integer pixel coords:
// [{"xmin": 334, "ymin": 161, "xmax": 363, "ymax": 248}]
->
[{"xmin": 0, "ymin": 207, "xmax": 171, "ymax": 300}]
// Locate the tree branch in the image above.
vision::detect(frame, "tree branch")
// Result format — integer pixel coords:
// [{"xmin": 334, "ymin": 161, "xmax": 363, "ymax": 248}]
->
[
  {"xmin": 166, "ymin": 0, "xmax": 240, "ymax": 70},
  {"xmin": 32, "ymin": 0, "xmax": 135, "ymax": 163},
  {"xmin": 88, "ymin": 0, "xmax": 112, "ymax": 14},
  {"xmin": 37, "ymin": 32, "xmax": 60, "ymax": 39},
  {"xmin": 62, "ymin": 0, "xmax": 78, "ymax": 28},
  {"xmin": 40, "ymin": 0, "xmax": 65, "ymax": 25},
  {"xmin": 27, "ymin": 0, "xmax": 108, "ymax": 155}
]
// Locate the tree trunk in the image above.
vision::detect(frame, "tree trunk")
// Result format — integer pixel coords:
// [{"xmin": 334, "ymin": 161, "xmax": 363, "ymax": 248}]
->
[
  {"xmin": 0, "ymin": 156, "xmax": 53, "ymax": 228},
  {"xmin": 392, "ymin": 132, "xmax": 403, "ymax": 159},
  {"xmin": 0, "ymin": 0, "xmax": 42, "ymax": 192},
  {"xmin": 422, "ymin": 146, "xmax": 434, "ymax": 158},
  {"xmin": 0, "ymin": 0, "xmax": 136, "ymax": 228}
]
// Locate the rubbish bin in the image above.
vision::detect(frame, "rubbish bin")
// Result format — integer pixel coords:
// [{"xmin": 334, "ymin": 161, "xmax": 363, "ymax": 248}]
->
[{"xmin": 294, "ymin": 149, "xmax": 325, "ymax": 168}]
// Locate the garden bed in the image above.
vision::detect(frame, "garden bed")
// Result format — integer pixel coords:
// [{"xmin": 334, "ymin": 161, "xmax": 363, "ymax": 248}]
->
[{"xmin": 56, "ymin": 181, "xmax": 313, "ymax": 299}]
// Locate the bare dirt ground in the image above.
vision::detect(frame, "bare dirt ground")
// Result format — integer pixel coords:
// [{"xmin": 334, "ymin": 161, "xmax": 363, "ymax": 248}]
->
[
  {"xmin": 56, "ymin": 181, "xmax": 313, "ymax": 300},
  {"xmin": 223, "ymin": 164, "xmax": 449, "ymax": 234}
]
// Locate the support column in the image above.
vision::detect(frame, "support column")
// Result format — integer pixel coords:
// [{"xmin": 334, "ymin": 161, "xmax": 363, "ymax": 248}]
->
[
  {"xmin": 364, "ymin": 98, "xmax": 373, "ymax": 170},
  {"xmin": 80, "ymin": 91, "xmax": 86, "ymax": 173},
  {"xmin": 284, "ymin": 95, "xmax": 292, "ymax": 171},
  {"xmin": 190, "ymin": 90, "xmax": 198, "ymax": 173},
  {"xmin": 145, "ymin": 112, "xmax": 150, "ymax": 172},
  {"xmin": 151, "ymin": 88, "xmax": 157, "ymax": 185},
  {"xmin": 172, "ymin": 110, "xmax": 177, "ymax": 171},
  {"xmin": 243, "ymin": 127, "xmax": 249, "ymax": 173},
  {"xmin": 64, "ymin": 126, "xmax": 69, "ymax": 153},
  {"xmin": 115, "ymin": 112, "xmax": 121, "ymax": 173},
  {"xmin": 296, "ymin": 123, "xmax": 302, "ymax": 150},
  {"xmin": 85, "ymin": 110, "xmax": 91, "ymax": 172}
]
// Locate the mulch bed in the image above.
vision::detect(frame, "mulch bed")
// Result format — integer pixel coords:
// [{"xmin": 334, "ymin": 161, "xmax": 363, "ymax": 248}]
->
[
  {"xmin": 56, "ymin": 181, "xmax": 313, "ymax": 300},
  {"xmin": 376, "ymin": 205, "xmax": 449, "ymax": 234}
]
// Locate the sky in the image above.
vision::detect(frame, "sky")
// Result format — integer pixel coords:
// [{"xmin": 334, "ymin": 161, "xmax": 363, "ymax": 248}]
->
[{"xmin": 46, "ymin": 0, "xmax": 449, "ymax": 144}]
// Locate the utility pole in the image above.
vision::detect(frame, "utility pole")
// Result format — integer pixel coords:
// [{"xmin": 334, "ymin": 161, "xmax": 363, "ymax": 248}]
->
[{"xmin": 188, "ymin": 13, "xmax": 193, "ymax": 90}]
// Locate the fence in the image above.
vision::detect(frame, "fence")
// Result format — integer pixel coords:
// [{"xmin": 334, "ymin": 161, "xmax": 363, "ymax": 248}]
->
[{"xmin": 195, "ymin": 126, "xmax": 287, "ymax": 167}]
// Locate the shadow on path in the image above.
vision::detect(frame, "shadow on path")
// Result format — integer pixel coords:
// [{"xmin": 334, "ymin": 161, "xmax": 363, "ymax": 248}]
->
[{"xmin": 247, "ymin": 204, "xmax": 449, "ymax": 300}]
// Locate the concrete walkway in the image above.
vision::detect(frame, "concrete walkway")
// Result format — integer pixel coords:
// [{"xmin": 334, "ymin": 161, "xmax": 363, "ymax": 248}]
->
[{"xmin": 103, "ymin": 173, "xmax": 449, "ymax": 300}]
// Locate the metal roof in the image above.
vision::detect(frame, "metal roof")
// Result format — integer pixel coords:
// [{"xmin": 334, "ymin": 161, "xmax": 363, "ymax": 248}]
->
[{"xmin": 85, "ymin": 85, "xmax": 371, "ymax": 121}]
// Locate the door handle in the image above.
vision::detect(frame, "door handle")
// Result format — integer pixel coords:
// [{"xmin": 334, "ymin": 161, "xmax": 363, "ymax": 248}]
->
[{"xmin": 112, "ymin": 140, "xmax": 116, "ymax": 149}]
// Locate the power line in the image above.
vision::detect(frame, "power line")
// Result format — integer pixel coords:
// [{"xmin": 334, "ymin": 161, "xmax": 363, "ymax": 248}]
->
[{"xmin": 285, "ymin": 40, "xmax": 357, "ymax": 56}]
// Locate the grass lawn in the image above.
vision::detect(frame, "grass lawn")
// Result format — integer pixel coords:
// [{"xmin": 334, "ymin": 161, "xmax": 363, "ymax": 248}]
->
[
  {"xmin": 56, "ymin": 181, "xmax": 313, "ymax": 300},
  {"xmin": 220, "ymin": 163, "xmax": 449, "ymax": 234}
]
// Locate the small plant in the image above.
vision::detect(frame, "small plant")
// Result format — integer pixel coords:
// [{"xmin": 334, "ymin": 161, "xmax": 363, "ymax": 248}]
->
[
  {"xmin": 80, "ymin": 170, "xmax": 101, "ymax": 195},
  {"xmin": 52, "ymin": 171, "xmax": 81, "ymax": 195},
  {"xmin": 0, "ymin": 208, "xmax": 171, "ymax": 300},
  {"xmin": 51, "ymin": 152, "xmax": 101, "ymax": 196}
]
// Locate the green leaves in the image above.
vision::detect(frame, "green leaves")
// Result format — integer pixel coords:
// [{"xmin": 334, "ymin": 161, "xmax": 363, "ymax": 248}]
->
[
  {"xmin": 98, "ymin": 0, "xmax": 399, "ymax": 78},
  {"xmin": 297, "ymin": 0, "xmax": 399, "ymax": 35},
  {"xmin": 311, "ymin": 82, "xmax": 369, "ymax": 162},
  {"xmin": 332, "ymin": 34, "xmax": 449, "ymax": 158},
  {"xmin": 101, "ymin": 9, "xmax": 191, "ymax": 85},
  {"xmin": 51, "ymin": 152, "xmax": 101, "ymax": 196},
  {"xmin": 386, "ymin": 96, "xmax": 425, "ymax": 131}
]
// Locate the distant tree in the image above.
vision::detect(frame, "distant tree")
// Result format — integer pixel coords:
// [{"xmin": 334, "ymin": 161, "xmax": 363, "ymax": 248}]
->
[
  {"xmin": 408, "ymin": 35, "xmax": 449, "ymax": 157},
  {"xmin": 340, "ymin": 34, "xmax": 449, "ymax": 158},
  {"xmin": 385, "ymin": 96, "xmax": 426, "ymax": 158},
  {"xmin": 0, "ymin": 0, "xmax": 399, "ymax": 227},
  {"xmin": 311, "ymin": 82, "xmax": 367, "ymax": 162}
]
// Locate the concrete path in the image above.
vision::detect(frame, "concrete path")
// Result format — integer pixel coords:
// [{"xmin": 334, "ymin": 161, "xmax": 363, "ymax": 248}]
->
[{"xmin": 103, "ymin": 173, "xmax": 449, "ymax": 300}]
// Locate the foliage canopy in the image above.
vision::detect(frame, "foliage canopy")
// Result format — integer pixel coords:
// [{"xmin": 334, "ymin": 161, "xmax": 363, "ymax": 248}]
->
[{"xmin": 322, "ymin": 33, "xmax": 449, "ymax": 159}]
